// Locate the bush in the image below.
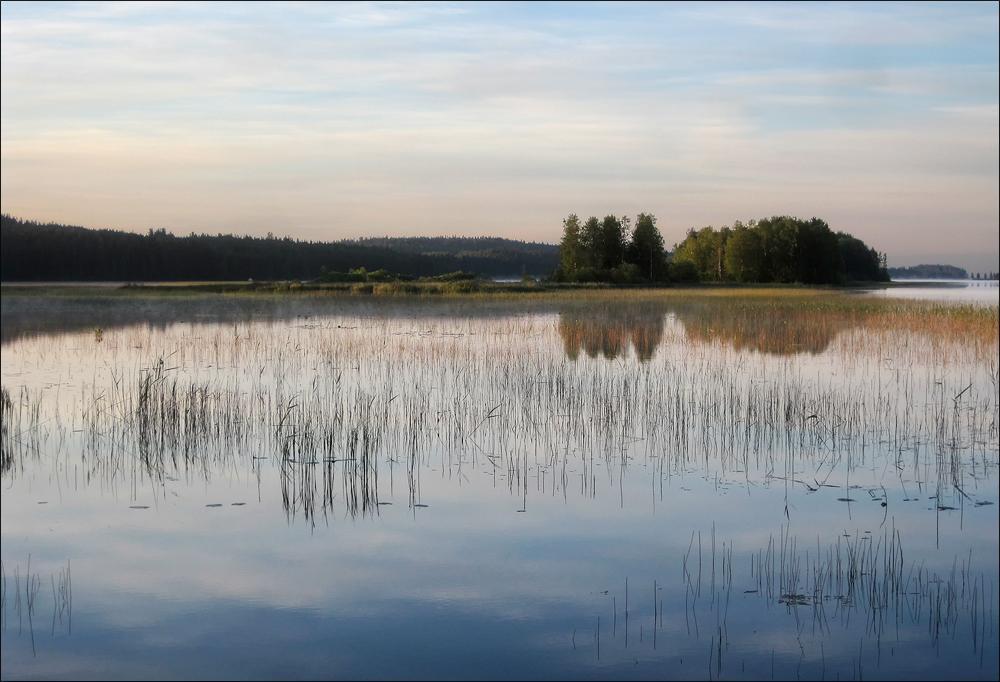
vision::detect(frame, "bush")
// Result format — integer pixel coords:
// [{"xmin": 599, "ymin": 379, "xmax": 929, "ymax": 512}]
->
[
  {"xmin": 610, "ymin": 263, "xmax": 642, "ymax": 284},
  {"xmin": 668, "ymin": 260, "xmax": 700, "ymax": 283},
  {"xmin": 570, "ymin": 266, "xmax": 607, "ymax": 283},
  {"xmin": 367, "ymin": 268, "xmax": 394, "ymax": 282},
  {"xmin": 373, "ymin": 282, "xmax": 420, "ymax": 295},
  {"xmin": 428, "ymin": 271, "xmax": 476, "ymax": 282},
  {"xmin": 442, "ymin": 280, "xmax": 481, "ymax": 294}
]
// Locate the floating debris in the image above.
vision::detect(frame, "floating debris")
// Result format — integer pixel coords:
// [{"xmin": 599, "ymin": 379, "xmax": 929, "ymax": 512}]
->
[{"xmin": 779, "ymin": 594, "xmax": 811, "ymax": 606}]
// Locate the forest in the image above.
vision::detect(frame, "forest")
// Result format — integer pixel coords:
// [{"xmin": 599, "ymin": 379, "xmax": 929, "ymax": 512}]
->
[
  {"xmin": 2, "ymin": 213, "xmax": 891, "ymax": 285},
  {"xmin": 556, "ymin": 213, "xmax": 889, "ymax": 284},
  {"xmin": 0, "ymin": 215, "xmax": 558, "ymax": 281}
]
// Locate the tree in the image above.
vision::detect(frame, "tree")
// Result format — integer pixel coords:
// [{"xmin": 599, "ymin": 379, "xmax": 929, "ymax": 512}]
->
[
  {"xmin": 626, "ymin": 213, "xmax": 667, "ymax": 281},
  {"xmin": 562, "ymin": 210, "xmax": 888, "ymax": 286},
  {"xmin": 757, "ymin": 217, "xmax": 798, "ymax": 283},
  {"xmin": 724, "ymin": 225, "xmax": 764, "ymax": 282},
  {"xmin": 673, "ymin": 226, "xmax": 729, "ymax": 281},
  {"xmin": 837, "ymin": 232, "xmax": 888, "ymax": 282},
  {"xmin": 598, "ymin": 214, "xmax": 626, "ymax": 269},
  {"xmin": 793, "ymin": 218, "xmax": 839, "ymax": 284},
  {"xmin": 0, "ymin": 214, "xmax": 561, "ymax": 281},
  {"xmin": 580, "ymin": 216, "xmax": 602, "ymax": 270},
  {"xmin": 559, "ymin": 213, "xmax": 584, "ymax": 277}
]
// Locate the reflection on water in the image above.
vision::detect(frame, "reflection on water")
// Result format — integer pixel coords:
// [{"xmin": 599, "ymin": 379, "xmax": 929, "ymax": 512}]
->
[
  {"xmin": 1, "ymin": 293, "xmax": 906, "ymax": 359},
  {"xmin": 1, "ymin": 292, "xmax": 998, "ymax": 680},
  {"xmin": 672, "ymin": 303, "xmax": 845, "ymax": 355},
  {"xmin": 865, "ymin": 279, "xmax": 1000, "ymax": 305},
  {"xmin": 558, "ymin": 304, "xmax": 665, "ymax": 361},
  {"xmin": 557, "ymin": 304, "xmax": 841, "ymax": 361}
]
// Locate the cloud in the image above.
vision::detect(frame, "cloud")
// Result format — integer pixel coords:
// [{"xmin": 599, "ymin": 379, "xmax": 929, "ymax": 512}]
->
[{"xmin": 1, "ymin": 2, "xmax": 997, "ymax": 268}]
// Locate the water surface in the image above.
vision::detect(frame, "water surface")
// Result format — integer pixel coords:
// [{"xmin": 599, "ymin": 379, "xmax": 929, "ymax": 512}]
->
[
  {"xmin": 864, "ymin": 279, "xmax": 999, "ymax": 305},
  {"xmin": 2, "ymin": 292, "xmax": 997, "ymax": 680}
]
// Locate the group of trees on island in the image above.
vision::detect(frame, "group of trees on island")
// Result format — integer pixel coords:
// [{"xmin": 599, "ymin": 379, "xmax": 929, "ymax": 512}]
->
[
  {"xmin": 554, "ymin": 213, "xmax": 673, "ymax": 283},
  {"xmin": 886, "ymin": 264, "xmax": 999, "ymax": 281},
  {"xmin": 672, "ymin": 217, "xmax": 888, "ymax": 284},
  {"xmin": 555, "ymin": 213, "xmax": 889, "ymax": 284}
]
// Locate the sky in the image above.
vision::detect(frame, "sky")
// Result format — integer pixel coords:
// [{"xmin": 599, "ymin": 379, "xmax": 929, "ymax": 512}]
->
[{"xmin": 1, "ymin": 1, "xmax": 998, "ymax": 270}]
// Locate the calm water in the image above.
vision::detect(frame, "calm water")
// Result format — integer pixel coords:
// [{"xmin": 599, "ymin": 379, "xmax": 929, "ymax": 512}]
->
[
  {"xmin": 1, "ymin": 292, "xmax": 997, "ymax": 680},
  {"xmin": 864, "ymin": 279, "xmax": 1000, "ymax": 306}
]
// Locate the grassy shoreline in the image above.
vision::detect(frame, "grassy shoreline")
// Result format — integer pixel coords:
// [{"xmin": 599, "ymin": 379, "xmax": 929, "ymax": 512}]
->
[{"xmin": 0, "ymin": 278, "xmax": 938, "ymax": 299}]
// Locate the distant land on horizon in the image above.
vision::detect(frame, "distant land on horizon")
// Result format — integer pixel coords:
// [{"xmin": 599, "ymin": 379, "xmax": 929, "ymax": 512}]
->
[
  {"xmin": 2, "ymin": 213, "xmax": 993, "ymax": 285},
  {"xmin": 0, "ymin": 214, "xmax": 559, "ymax": 282},
  {"xmin": 887, "ymin": 264, "xmax": 970, "ymax": 280}
]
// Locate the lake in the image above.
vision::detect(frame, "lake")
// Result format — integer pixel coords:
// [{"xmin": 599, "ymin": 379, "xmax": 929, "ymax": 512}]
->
[
  {"xmin": 864, "ymin": 279, "xmax": 1000, "ymax": 306},
  {"xmin": 1, "ymin": 289, "xmax": 997, "ymax": 680}
]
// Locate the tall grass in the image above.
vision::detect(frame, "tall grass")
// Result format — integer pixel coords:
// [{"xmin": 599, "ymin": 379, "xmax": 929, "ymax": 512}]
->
[{"xmin": 1, "ymin": 295, "xmax": 995, "ymax": 524}]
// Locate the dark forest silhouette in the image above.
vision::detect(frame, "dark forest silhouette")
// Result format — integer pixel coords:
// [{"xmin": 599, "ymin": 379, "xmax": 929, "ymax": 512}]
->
[{"xmin": 0, "ymin": 215, "xmax": 558, "ymax": 281}]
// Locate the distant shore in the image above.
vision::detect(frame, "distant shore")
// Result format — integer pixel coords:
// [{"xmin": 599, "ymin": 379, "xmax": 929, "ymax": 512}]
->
[{"xmin": 0, "ymin": 278, "xmax": 987, "ymax": 298}]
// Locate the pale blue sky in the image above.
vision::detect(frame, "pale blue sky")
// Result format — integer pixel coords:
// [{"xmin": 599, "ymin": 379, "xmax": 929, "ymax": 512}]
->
[{"xmin": 2, "ymin": 1, "xmax": 997, "ymax": 269}]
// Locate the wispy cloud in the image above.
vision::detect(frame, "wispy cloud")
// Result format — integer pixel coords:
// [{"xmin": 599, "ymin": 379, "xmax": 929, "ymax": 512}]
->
[{"xmin": 1, "ymin": 1, "xmax": 997, "ymax": 268}]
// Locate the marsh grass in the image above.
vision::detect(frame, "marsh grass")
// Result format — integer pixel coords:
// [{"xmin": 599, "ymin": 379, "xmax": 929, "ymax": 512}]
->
[
  {"xmin": 1, "ymin": 557, "xmax": 72, "ymax": 656},
  {"xmin": 1, "ymin": 292, "xmax": 996, "ymax": 523},
  {"xmin": 580, "ymin": 523, "xmax": 996, "ymax": 679},
  {"xmin": 1, "ymin": 290, "xmax": 997, "ymax": 680}
]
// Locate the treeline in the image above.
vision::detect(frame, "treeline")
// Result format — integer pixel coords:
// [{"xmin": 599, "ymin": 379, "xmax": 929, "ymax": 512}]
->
[
  {"xmin": 886, "ymin": 264, "xmax": 968, "ymax": 279},
  {"xmin": 344, "ymin": 236, "xmax": 558, "ymax": 274},
  {"xmin": 672, "ymin": 217, "xmax": 889, "ymax": 284},
  {"xmin": 555, "ymin": 213, "xmax": 888, "ymax": 284},
  {"xmin": 0, "ymin": 215, "xmax": 558, "ymax": 281},
  {"xmin": 350, "ymin": 235, "xmax": 557, "ymax": 256},
  {"xmin": 554, "ymin": 213, "xmax": 676, "ymax": 283}
]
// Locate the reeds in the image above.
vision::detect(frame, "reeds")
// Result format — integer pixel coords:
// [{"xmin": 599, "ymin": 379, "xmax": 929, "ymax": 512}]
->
[
  {"xmin": 1, "ymin": 557, "xmax": 72, "ymax": 656},
  {"xmin": 579, "ymin": 524, "xmax": 996, "ymax": 678},
  {"xmin": 1, "ymin": 294, "xmax": 996, "ymax": 521}
]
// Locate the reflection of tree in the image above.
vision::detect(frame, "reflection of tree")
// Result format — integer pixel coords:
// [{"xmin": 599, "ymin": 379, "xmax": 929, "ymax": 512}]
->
[
  {"xmin": 558, "ymin": 305, "xmax": 666, "ymax": 362},
  {"xmin": 671, "ymin": 304, "xmax": 841, "ymax": 355},
  {"xmin": 557, "ymin": 300, "xmax": 848, "ymax": 360}
]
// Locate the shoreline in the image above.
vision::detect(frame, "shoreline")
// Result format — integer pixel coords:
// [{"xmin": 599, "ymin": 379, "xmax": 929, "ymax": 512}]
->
[{"xmin": 0, "ymin": 278, "xmax": 958, "ymax": 297}]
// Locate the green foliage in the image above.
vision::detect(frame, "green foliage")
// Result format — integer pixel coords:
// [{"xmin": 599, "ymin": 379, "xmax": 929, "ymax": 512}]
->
[
  {"xmin": 837, "ymin": 233, "xmax": 889, "ymax": 282},
  {"xmin": 427, "ymin": 270, "xmax": 477, "ymax": 282},
  {"xmin": 672, "ymin": 216, "xmax": 887, "ymax": 285},
  {"xmin": 610, "ymin": 263, "xmax": 642, "ymax": 284},
  {"xmin": 672, "ymin": 226, "xmax": 728, "ymax": 281},
  {"xmin": 569, "ymin": 266, "xmax": 604, "ymax": 283},
  {"xmin": 580, "ymin": 216, "xmax": 602, "ymax": 270},
  {"xmin": 792, "ymin": 218, "xmax": 840, "ymax": 284},
  {"xmin": 667, "ymin": 260, "xmax": 700, "ymax": 283},
  {"xmin": 318, "ymin": 267, "xmax": 397, "ymax": 283},
  {"xmin": 559, "ymin": 214, "xmax": 584, "ymax": 274},
  {"xmin": 627, "ymin": 213, "xmax": 668, "ymax": 281},
  {"xmin": 724, "ymin": 224, "xmax": 764, "ymax": 282},
  {"xmin": 598, "ymin": 215, "xmax": 627, "ymax": 269},
  {"xmin": 558, "ymin": 212, "xmax": 670, "ymax": 283}
]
